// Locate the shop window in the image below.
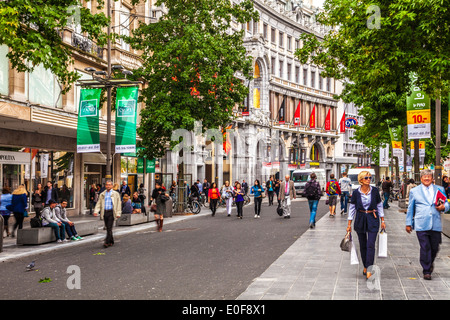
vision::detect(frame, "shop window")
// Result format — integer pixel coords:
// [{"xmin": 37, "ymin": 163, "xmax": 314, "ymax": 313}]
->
[{"xmin": 28, "ymin": 64, "xmax": 62, "ymax": 108}]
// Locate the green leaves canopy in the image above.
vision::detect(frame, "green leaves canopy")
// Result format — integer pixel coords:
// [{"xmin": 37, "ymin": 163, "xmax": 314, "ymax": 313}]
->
[
  {"xmin": 0, "ymin": 0, "xmax": 109, "ymax": 93},
  {"xmin": 295, "ymin": 0, "xmax": 450, "ymax": 161}
]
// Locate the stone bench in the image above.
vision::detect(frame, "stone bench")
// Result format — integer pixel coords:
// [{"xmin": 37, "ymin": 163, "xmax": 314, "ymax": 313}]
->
[
  {"xmin": 17, "ymin": 220, "xmax": 99, "ymax": 245},
  {"xmin": 116, "ymin": 213, "xmax": 149, "ymax": 226}
]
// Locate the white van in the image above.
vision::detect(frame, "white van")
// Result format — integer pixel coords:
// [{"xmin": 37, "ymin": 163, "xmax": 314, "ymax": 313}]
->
[
  {"xmin": 347, "ymin": 168, "xmax": 376, "ymax": 193},
  {"xmin": 291, "ymin": 169, "xmax": 327, "ymax": 196}
]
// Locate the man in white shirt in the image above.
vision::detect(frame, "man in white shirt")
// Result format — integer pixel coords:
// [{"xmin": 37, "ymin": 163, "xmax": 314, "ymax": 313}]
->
[{"xmin": 339, "ymin": 172, "xmax": 352, "ymax": 214}]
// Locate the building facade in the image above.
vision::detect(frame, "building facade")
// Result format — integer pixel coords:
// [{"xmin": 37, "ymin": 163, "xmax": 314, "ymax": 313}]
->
[{"xmin": 0, "ymin": 1, "xmax": 150, "ymax": 215}]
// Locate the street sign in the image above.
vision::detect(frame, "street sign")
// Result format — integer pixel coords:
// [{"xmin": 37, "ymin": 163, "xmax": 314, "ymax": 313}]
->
[{"xmin": 345, "ymin": 117, "xmax": 358, "ymax": 128}]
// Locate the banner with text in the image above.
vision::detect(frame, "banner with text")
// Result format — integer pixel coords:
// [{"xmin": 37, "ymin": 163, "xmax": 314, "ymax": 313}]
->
[
  {"xmin": 77, "ymin": 88, "xmax": 101, "ymax": 153},
  {"xmin": 389, "ymin": 126, "xmax": 403, "ymax": 158},
  {"xmin": 115, "ymin": 87, "xmax": 138, "ymax": 154},
  {"xmin": 407, "ymin": 74, "xmax": 431, "ymax": 140}
]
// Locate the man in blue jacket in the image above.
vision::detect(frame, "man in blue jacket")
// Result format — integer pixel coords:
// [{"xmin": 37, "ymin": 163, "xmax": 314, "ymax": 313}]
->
[{"xmin": 406, "ymin": 169, "xmax": 449, "ymax": 280}]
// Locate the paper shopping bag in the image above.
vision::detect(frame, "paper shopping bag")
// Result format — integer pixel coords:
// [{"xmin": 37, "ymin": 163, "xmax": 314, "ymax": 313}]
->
[{"xmin": 378, "ymin": 229, "xmax": 388, "ymax": 258}]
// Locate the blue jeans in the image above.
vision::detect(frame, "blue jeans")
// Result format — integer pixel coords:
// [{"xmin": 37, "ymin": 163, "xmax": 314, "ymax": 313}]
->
[
  {"xmin": 308, "ymin": 200, "xmax": 319, "ymax": 225},
  {"xmin": 45, "ymin": 222, "xmax": 66, "ymax": 241},
  {"xmin": 340, "ymin": 191, "xmax": 350, "ymax": 213},
  {"xmin": 357, "ymin": 231, "xmax": 378, "ymax": 269},
  {"xmin": 62, "ymin": 221, "xmax": 78, "ymax": 238},
  {"xmin": 383, "ymin": 192, "xmax": 390, "ymax": 208}
]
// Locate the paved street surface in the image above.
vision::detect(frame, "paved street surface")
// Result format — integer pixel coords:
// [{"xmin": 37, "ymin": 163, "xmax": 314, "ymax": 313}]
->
[
  {"xmin": 3, "ymin": 198, "xmax": 450, "ymax": 301},
  {"xmin": 238, "ymin": 201, "xmax": 450, "ymax": 300},
  {"xmin": 0, "ymin": 198, "xmax": 327, "ymax": 300}
]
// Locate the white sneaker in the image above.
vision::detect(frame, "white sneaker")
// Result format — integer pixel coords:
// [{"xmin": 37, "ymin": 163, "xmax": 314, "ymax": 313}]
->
[
  {"xmin": 57, "ymin": 239, "xmax": 63, "ymax": 243},
  {"xmin": 63, "ymin": 238, "xmax": 70, "ymax": 242},
  {"xmin": 254, "ymin": 214, "xmax": 258, "ymax": 219}
]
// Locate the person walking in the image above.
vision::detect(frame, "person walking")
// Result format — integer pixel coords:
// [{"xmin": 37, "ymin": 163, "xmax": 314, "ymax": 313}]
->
[
  {"xmin": 405, "ymin": 179, "xmax": 417, "ymax": 206},
  {"xmin": 381, "ymin": 177, "xmax": 393, "ymax": 209},
  {"xmin": 326, "ymin": 174, "xmax": 341, "ymax": 217},
  {"xmin": 32, "ymin": 183, "xmax": 44, "ymax": 218},
  {"xmin": 406, "ymin": 169, "xmax": 449, "ymax": 280},
  {"xmin": 41, "ymin": 199, "xmax": 66, "ymax": 243},
  {"xmin": 0, "ymin": 187, "xmax": 12, "ymax": 237},
  {"xmin": 278, "ymin": 174, "xmax": 296, "ymax": 219},
  {"xmin": 10, "ymin": 185, "xmax": 28, "ymax": 238},
  {"xmin": 303, "ymin": 173, "xmax": 322, "ymax": 229},
  {"xmin": 208, "ymin": 182, "xmax": 220, "ymax": 216},
  {"xmin": 221, "ymin": 181, "xmax": 233, "ymax": 217},
  {"xmin": 138, "ymin": 184, "xmax": 146, "ymax": 214},
  {"xmin": 233, "ymin": 183, "xmax": 245, "ymax": 219},
  {"xmin": 266, "ymin": 176, "xmax": 275, "ymax": 206},
  {"xmin": 203, "ymin": 179, "xmax": 210, "ymax": 202},
  {"xmin": 339, "ymin": 172, "xmax": 352, "ymax": 215},
  {"xmin": 94, "ymin": 180, "xmax": 122, "ymax": 247},
  {"xmin": 274, "ymin": 179, "xmax": 281, "ymax": 206},
  {"xmin": 346, "ymin": 171, "xmax": 385, "ymax": 280},
  {"xmin": 250, "ymin": 180, "xmax": 264, "ymax": 218},
  {"xmin": 151, "ymin": 181, "xmax": 170, "ymax": 232}
]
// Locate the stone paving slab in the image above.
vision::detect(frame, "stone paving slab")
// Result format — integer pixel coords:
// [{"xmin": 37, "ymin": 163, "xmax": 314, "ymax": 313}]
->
[{"xmin": 237, "ymin": 201, "xmax": 450, "ymax": 300}]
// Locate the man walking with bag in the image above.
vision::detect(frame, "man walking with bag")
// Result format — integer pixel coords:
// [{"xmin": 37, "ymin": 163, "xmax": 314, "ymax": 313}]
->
[
  {"xmin": 406, "ymin": 169, "xmax": 449, "ymax": 280},
  {"xmin": 278, "ymin": 174, "xmax": 296, "ymax": 219},
  {"xmin": 94, "ymin": 180, "xmax": 121, "ymax": 248}
]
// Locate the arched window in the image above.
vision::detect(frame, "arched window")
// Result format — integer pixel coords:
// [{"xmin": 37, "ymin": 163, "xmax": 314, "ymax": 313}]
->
[{"xmin": 310, "ymin": 143, "xmax": 320, "ymax": 161}]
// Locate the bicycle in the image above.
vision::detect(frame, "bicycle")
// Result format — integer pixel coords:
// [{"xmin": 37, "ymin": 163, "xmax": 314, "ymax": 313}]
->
[{"xmin": 186, "ymin": 195, "xmax": 201, "ymax": 214}]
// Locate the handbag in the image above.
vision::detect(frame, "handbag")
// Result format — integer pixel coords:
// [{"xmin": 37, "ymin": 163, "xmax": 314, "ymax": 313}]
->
[
  {"xmin": 150, "ymin": 204, "xmax": 157, "ymax": 212},
  {"xmin": 276, "ymin": 204, "xmax": 284, "ymax": 216},
  {"xmin": 30, "ymin": 215, "xmax": 42, "ymax": 228},
  {"xmin": 340, "ymin": 232, "xmax": 352, "ymax": 252},
  {"xmin": 378, "ymin": 228, "xmax": 388, "ymax": 257}
]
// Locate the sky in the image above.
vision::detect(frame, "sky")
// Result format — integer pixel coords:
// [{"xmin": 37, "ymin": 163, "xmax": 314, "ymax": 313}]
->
[{"xmin": 312, "ymin": 0, "xmax": 325, "ymax": 8}]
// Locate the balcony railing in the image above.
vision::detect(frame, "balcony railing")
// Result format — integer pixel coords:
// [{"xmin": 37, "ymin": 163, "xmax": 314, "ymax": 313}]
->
[{"xmin": 71, "ymin": 32, "xmax": 104, "ymax": 59}]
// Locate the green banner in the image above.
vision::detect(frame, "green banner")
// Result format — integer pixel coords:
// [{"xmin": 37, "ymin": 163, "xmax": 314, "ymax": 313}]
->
[
  {"xmin": 77, "ymin": 88, "xmax": 101, "ymax": 153},
  {"xmin": 115, "ymin": 86, "xmax": 138, "ymax": 154},
  {"xmin": 146, "ymin": 159, "xmax": 156, "ymax": 173},
  {"xmin": 406, "ymin": 74, "xmax": 431, "ymax": 139}
]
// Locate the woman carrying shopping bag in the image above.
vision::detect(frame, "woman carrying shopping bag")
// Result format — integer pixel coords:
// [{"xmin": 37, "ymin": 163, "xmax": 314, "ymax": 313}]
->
[{"xmin": 346, "ymin": 171, "xmax": 385, "ymax": 280}]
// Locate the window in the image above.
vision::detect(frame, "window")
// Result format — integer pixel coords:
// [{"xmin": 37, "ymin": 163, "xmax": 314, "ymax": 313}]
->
[
  {"xmin": 326, "ymin": 78, "xmax": 331, "ymax": 92},
  {"xmin": 311, "ymin": 71, "xmax": 315, "ymax": 88},
  {"xmin": 287, "ymin": 36, "xmax": 292, "ymax": 51},
  {"xmin": 318, "ymin": 74, "xmax": 323, "ymax": 90},
  {"xmin": 295, "ymin": 39, "xmax": 300, "ymax": 50},
  {"xmin": 303, "ymin": 68, "xmax": 308, "ymax": 86},
  {"xmin": 287, "ymin": 63, "xmax": 292, "ymax": 81},
  {"xmin": 120, "ymin": 7, "xmax": 130, "ymax": 51},
  {"xmin": 271, "ymin": 28, "xmax": 276, "ymax": 43},
  {"xmin": 295, "ymin": 66, "xmax": 300, "ymax": 83},
  {"xmin": 0, "ymin": 45, "xmax": 8, "ymax": 96},
  {"xmin": 253, "ymin": 20, "xmax": 258, "ymax": 34},
  {"xmin": 271, "ymin": 57, "xmax": 276, "ymax": 75},
  {"xmin": 279, "ymin": 60, "xmax": 283, "ymax": 77},
  {"xmin": 279, "ymin": 31, "xmax": 284, "ymax": 47},
  {"xmin": 263, "ymin": 23, "xmax": 268, "ymax": 40}
]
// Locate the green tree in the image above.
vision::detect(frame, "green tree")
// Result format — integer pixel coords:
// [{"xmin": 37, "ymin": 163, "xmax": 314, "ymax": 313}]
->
[
  {"xmin": 295, "ymin": 0, "xmax": 450, "ymax": 160},
  {"xmin": 126, "ymin": 0, "xmax": 258, "ymax": 159},
  {"xmin": 0, "ymin": 0, "xmax": 109, "ymax": 93}
]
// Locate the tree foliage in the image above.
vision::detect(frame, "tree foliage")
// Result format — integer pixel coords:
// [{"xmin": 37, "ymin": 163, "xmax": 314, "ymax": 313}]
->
[
  {"xmin": 295, "ymin": 0, "xmax": 450, "ymax": 163},
  {"xmin": 127, "ymin": 0, "xmax": 259, "ymax": 159},
  {"xmin": 0, "ymin": 0, "xmax": 109, "ymax": 93}
]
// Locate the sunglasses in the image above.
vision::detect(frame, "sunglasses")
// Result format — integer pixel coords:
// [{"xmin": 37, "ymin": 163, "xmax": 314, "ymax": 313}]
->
[{"xmin": 363, "ymin": 176, "xmax": 371, "ymax": 180}]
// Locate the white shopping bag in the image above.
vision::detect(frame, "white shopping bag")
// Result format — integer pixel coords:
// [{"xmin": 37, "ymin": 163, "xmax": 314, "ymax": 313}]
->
[
  {"xmin": 350, "ymin": 242, "xmax": 359, "ymax": 265},
  {"xmin": 378, "ymin": 229, "xmax": 388, "ymax": 258}
]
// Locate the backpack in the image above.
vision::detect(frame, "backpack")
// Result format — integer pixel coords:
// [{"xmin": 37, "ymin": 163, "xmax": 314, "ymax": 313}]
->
[
  {"xmin": 30, "ymin": 214, "xmax": 42, "ymax": 228},
  {"xmin": 328, "ymin": 181, "xmax": 337, "ymax": 195},
  {"xmin": 304, "ymin": 181, "xmax": 320, "ymax": 200}
]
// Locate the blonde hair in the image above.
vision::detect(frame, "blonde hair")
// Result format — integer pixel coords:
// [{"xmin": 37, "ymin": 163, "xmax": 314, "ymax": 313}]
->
[
  {"xmin": 12, "ymin": 185, "xmax": 27, "ymax": 195},
  {"xmin": 358, "ymin": 171, "xmax": 371, "ymax": 185},
  {"xmin": 113, "ymin": 183, "xmax": 119, "ymax": 190},
  {"xmin": 123, "ymin": 194, "xmax": 130, "ymax": 202}
]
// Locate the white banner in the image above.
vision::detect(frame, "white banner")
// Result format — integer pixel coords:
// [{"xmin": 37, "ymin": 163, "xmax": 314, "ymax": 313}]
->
[
  {"xmin": 379, "ymin": 145, "xmax": 389, "ymax": 167},
  {"xmin": 40, "ymin": 154, "xmax": 49, "ymax": 179},
  {"xmin": 0, "ymin": 151, "xmax": 31, "ymax": 164}
]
